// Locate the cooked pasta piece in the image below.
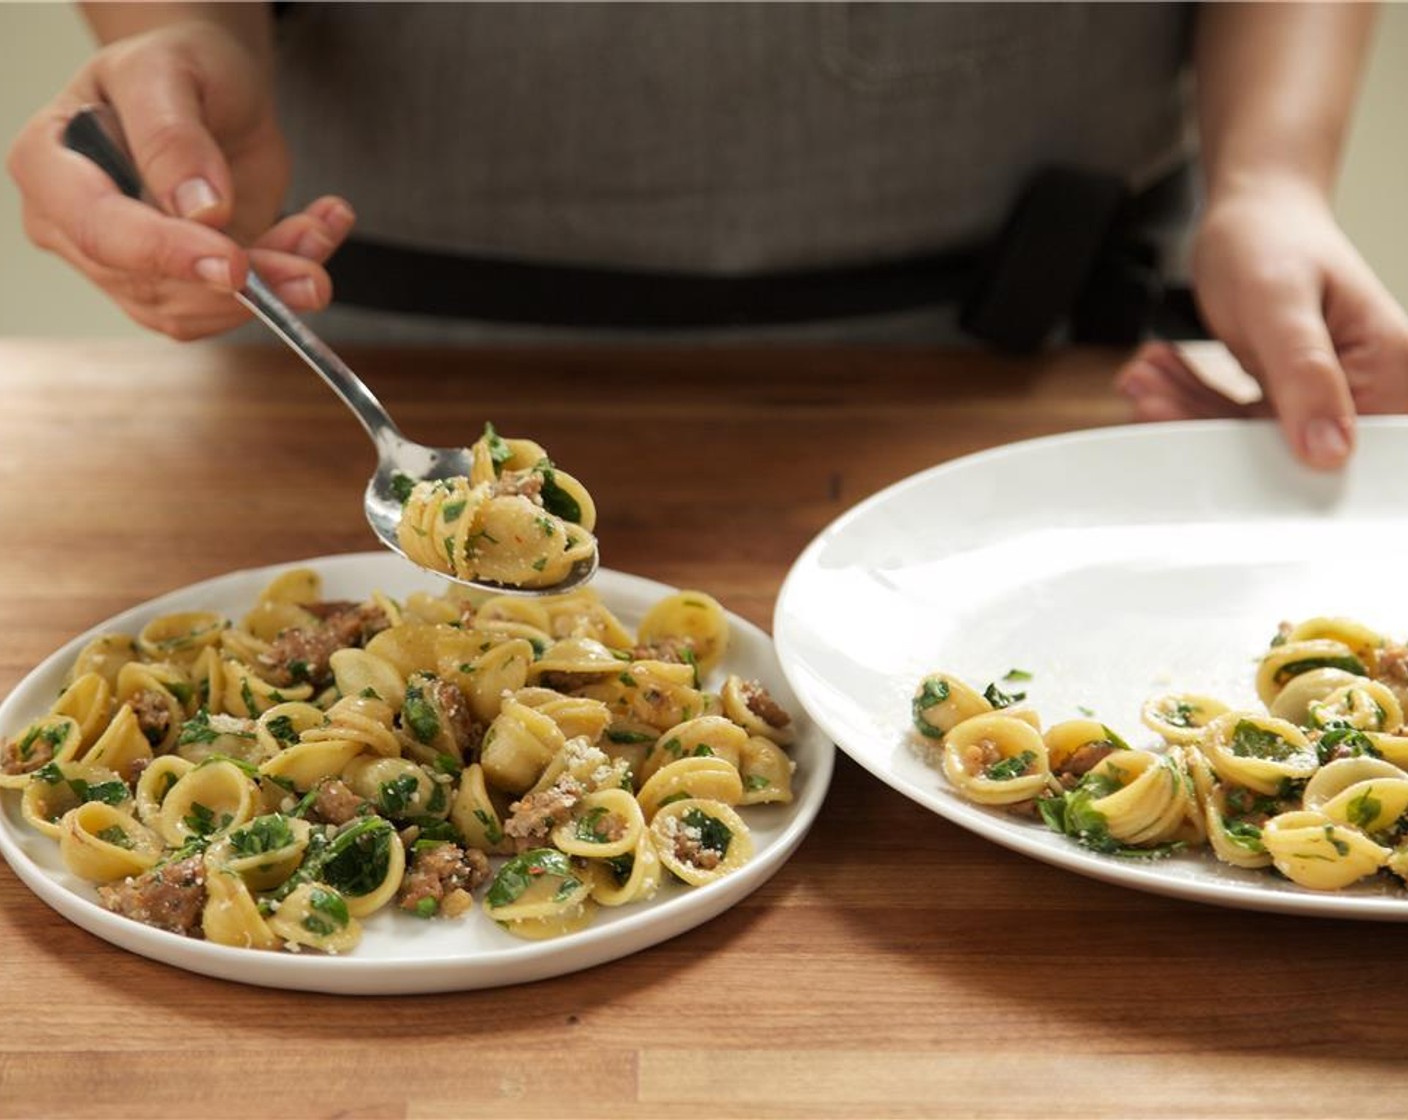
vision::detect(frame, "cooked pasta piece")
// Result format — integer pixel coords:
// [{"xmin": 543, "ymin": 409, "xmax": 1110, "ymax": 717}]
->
[
  {"xmin": 649, "ymin": 798, "xmax": 753, "ymax": 886},
  {"xmin": 940, "ymin": 714, "xmax": 1051, "ymax": 807}
]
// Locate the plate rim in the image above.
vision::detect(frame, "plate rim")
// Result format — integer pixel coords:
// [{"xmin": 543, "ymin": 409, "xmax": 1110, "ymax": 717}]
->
[
  {"xmin": 774, "ymin": 417, "xmax": 1408, "ymax": 921},
  {"xmin": 0, "ymin": 551, "xmax": 835, "ymax": 992}
]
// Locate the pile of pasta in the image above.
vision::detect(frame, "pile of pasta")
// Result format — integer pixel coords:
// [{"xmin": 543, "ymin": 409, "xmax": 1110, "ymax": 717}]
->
[
  {"xmin": 914, "ymin": 616, "xmax": 1408, "ymax": 893},
  {"xmin": 0, "ymin": 568, "xmax": 797, "ymax": 953},
  {"xmin": 396, "ymin": 424, "xmax": 596, "ymax": 589}
]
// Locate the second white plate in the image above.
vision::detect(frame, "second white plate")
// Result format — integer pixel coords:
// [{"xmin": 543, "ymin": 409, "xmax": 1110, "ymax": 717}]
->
[{"xmin": 775, "ymin": 417, "xmax": 1408, "ymax": 920}]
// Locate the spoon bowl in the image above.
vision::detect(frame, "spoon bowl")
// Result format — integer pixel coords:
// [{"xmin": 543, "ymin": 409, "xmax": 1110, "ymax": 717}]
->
[{"xmin": 63, "ymin": 105, "xmax": 598, "ymax": 597}]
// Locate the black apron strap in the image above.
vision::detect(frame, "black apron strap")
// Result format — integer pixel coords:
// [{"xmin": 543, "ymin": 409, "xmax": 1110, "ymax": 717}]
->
[
  {"xmin": 325, "ymin": 163, "xmax": 1205, "ymax": 342},
  {"xmin": 326, "ymin": 238, "xmax": 983, "ymax": 330}
]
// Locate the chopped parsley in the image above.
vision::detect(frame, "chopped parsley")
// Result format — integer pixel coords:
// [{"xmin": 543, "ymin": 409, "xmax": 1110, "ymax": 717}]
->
[
  {"xmin": 302, "ymin": 886, "xmax": 351, "ymax": 935},
  {"xmin": 1229, "ymin": 720, "xmax": 1310, "ymax": 765},
  {"xmin": 264, "ymin": 715, "xmax": 300, "ymax": 747},
  {"xmin": 304, "ymin": 817, "xmax": 396, "ymax": 899},
  {"xmin": 441, "ymin": 499, "xmax": 467, "ymax": 523},
  {"xmin": 1323, "ymin": 825, "xmax": 1351, "ymax": 857},
  {"xmin": 16, "ymin": 722, "xmax": 68, "ymax": 762},
  {"xmin": 1316, "ymin": 726, "xmax": 1381, "ymax": 765},
  {"xmin": 533, "ymin": 460, "xmax": 582, "ymax": 523},
  {"xmin": 680, "ymin": 807, "xmax": 733, "ymax": 857},
  {"xmin": 95, "ymin": 825, "xmax": 134, "ymax": 850},
  {"xmin": 574, "ymin": 806, "xmax": 612, "ymax": 843},
  {"xmin": 606, "ymin": 728, "xmax": 654, "ymax": 745},
  {"xmin": 1345, "ymin": 787, "xmax": 1383, "ymax": 832},
  {"xmin": 983, "ymin": 682, "xmax": 1026, "ymax": 709},
  {"xmin": 472, "ymin": 808, "xmax": 504, "ymax": 845},
  {"xmin": 911, "ymin": 677, "xmax": 950, "ymax": 739},
  {"xmin": 1220, "ymin": 816, "xmax": 1265, "ymax": 854},
  {"xmin": 177, "ymin": 709, "xmax": 220, "ymax": 747},
  {"xmin": 228, "ymin": 814, "xmax": 296, "ymax": 858},
  {"xmin": 377, "ymin": 773, "xmax": 423, "ymax": 817},
  {"xmin": 1037, "ymin": 768, "xmax": 1182, "ymax": 859},
  {"xmin": 1159, "ymin": 700, "xmax": 1199, "ymax": 729},
  {"xmin": 486, "ymin": 848, "xmax": 580, "ymax": 909},
  {"xmin": 402, "ymin": 682, "xmax": 441, "ymax": 745},
  {"xmin": 1274, "ymin": 654, "xmax": 1366, "ymax": 686},
  {"xmin": 483, "ymin": 422, "xmax": 513, "ymax": 475},
  {"xmin": 983, "ymin": 751, "xmax": 1036, "ymax": 781},
  {"xmin": 182, "ymin": 801, "xmax": 232, "ymax": 837}
]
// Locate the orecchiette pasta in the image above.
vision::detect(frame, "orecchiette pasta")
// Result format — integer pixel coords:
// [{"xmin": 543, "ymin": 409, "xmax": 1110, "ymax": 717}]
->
[
  {"xmin": 916, "ymin": 616, "xmax": 1408, "ymax": 895},
  {"xmin": 395, "ymin": 424, "xmax": 597, "ymax": 589},
  {"xmin": 1, "ymin": 566, "xmax": 801, "ymax": 953}
]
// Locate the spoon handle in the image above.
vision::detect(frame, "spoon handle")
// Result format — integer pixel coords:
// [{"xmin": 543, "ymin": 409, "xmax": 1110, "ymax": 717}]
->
[
  {"xmin": 62, "ymin": 104, "xmax": 404, "ymax": 452},
  {"xmin": 232, "ymin": 275, "xmax": 401, "ymax": 450}
]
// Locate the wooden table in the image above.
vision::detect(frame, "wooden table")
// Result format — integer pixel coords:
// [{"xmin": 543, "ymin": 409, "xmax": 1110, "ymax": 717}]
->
[{"xmin": 1, "ymin": 339, "xmax": 1401, "ymax": 1119}]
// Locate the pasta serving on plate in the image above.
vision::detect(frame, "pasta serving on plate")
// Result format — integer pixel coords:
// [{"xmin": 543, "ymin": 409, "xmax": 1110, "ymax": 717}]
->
[
  {"xmin": 913, "ymin": 616, "xmax": 1408, "ymax": 893},
  {"xmin": 396, "ymin": 424, "xmax": 596, "ymax": 588},
  {"xmin": 0, "ymin": 568, "xmax": 797, "ymax": 953}
]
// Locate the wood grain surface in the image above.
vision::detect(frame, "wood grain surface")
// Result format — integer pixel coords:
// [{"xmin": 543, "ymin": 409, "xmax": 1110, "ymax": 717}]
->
[{"xmin": 2, "ymin": 339, "xmax": 1405, "ymax": 1119}]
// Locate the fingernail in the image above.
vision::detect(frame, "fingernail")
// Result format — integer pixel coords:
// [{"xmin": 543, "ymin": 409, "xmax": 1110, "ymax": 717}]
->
[
  {"xmin": 193, "ymin": 257, "xmax": 232, "ymax": 289},
  {"xmin": 1303, "ymin": 417, "xmax": 1351, "ymax": 467},
  {"xmin": 174, "ymin": 177, "xmax": 220, "ymax": 219},
  {"xmin": 326, "ymin": 202, "xmax": 355, "ymax": 235},
  {"xmin": 295, "ymin": 229, "xmax": 332, "ymax": 259},
  {"xmin": 278, "ymin": 277, "xmax": 318, "ymax": 306}
]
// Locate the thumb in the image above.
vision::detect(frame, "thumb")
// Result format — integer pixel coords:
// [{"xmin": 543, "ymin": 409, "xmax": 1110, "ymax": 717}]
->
[{"xmin": 101, "ymin": 63, "xmax": 234, "ymax": 228}]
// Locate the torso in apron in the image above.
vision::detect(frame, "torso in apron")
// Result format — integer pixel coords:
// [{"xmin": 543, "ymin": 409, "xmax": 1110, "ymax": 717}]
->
[{"xmin": 272, "ymin": 2, "xmax": 1193, "ymax": 340}]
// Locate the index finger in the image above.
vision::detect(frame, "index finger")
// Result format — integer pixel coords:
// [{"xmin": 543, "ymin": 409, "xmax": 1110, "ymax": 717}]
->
[
  {"xmin": 1240, "ymin": 290, "xmax": 1356, "ymax": 470},
  {"xmin": 9, "ymin": 106, "xmax": 246, "ymax": 290}
]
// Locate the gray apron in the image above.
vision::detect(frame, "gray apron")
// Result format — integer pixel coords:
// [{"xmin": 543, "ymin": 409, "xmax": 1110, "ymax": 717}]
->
[{"xmin": 271, "ymin": 2, "xmax": 1194, "ymax": 343}]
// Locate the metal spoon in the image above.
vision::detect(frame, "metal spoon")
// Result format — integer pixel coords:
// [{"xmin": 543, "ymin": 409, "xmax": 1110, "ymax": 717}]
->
[{"xmin": 62, "ymin": 105, "xmax": 598, "ymax": 596}]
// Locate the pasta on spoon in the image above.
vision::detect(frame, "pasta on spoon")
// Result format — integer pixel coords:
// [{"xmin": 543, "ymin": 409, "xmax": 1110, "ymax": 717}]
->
[{"xmin": 396, "ymin": 424, "xmax": 597, "ymax": 590}]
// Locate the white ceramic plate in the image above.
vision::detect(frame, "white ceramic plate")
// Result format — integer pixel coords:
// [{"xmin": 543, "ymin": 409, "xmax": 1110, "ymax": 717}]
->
[
  {"xmin": 0, "ymin": 553, "xmax": 832, "ymax": 993},
  {"xmin": 775, "ymin": 417, "xmax": 1408, "ymax": 920}
]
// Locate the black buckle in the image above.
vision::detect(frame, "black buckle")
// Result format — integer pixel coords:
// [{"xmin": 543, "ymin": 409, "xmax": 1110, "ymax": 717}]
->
[{"xmin": 961, "ymin": 166, "xmax": 1135, "ymax": 353}]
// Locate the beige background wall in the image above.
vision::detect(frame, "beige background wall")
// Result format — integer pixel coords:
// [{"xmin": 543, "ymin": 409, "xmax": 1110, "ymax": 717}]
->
[{"xmin": 1, "ymin": 2, "xmax": 1406, "ymax": 339}]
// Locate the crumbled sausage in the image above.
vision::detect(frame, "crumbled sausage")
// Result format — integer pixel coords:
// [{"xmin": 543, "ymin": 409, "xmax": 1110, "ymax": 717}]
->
[
  {"xmin": 739, "ymin": 678, "xmax": 791, "ymax": 730},
  {"xmin": 591, "ymin": 811, "xmax": 628, "ymax": 844},
  {"xmin": 424, "ymin": 678, "xmax": 484, "ymax": 758},
  {"xmin": 631, "ymin": 637, "xmax": 696, "ymax": 665},
  {"xmin": 536, "ymin": 671, "xmax": 610, "ymax": 692},
  {"xmin": 1054, "ymin": 743, "xmax": 1119, "ymax": 789},
  {"xmin": 490, "ymin": 471, "xmax": 544, "ymax": 501},
  {"xmin": 396, "ymin": 842, "xmax": 491, "ymax": 917},
  {"xmin": 960, "ymin": 737, "xmax": 1003, "ymax": 774},
  {"xmin": 128, "ymin": 689, "xmax": 171, "ymax": 746},
  {"xmin": 98, "ymin": 855, "xmax": 206, "ymax": 937},
  {"xmin": 1, "ymin": 733, "xmax": 49, "ymax": 775},
  {"xmin": 1372, "ymin": 642, "xmax": 1408, "ymax": 684},
  {"xmin": 260, "ymin": 602, "xmax": 388, "ymax": 688},
  {"xmin": 504, "ymin": 777, "xmax": 584, "ymax": 851},
  {"xmin": 309, "ymin": 778, "xmax": 372, "ymax": 826},
  {"xmin": 658, "ymin": 813, "xmax": 722, "ymax": 870}
]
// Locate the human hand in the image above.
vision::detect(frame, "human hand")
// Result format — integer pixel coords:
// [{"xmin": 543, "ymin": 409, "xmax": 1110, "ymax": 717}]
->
[
  {"xmin": 1115, "ymin": 180, "xmax": 1408, "ymax": 470},
  {"xmin": 7, "ymin": 21, "xmax": 355, "ymax": 339}
]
